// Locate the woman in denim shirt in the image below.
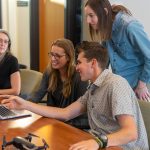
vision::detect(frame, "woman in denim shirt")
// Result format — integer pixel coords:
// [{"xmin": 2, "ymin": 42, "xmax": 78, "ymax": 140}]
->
[{"xmin": 84, "ymin": 0, "xmax": 150, "ymax": 101}]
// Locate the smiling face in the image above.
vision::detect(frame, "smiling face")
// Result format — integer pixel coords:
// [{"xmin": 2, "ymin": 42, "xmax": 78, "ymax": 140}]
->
[
  {"xmin": 49, "ymin": 45, "xmax": 68, "ymax": 71},
  {"xmin": 0, "ymin": 33, "xmax": 9, "ymax": 55},
  {"xmin": 84, "ymin": 5, "xmax": 98, "ymax": 30},
  {"xmin": 76, "ymin": 51, "xmax": 94, "ymax": 81}
]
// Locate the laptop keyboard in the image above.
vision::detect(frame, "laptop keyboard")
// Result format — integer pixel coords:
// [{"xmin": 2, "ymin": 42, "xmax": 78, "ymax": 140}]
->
[{"xmin": 0, "ymin": 105, "xmax": 16, "ymax": 117}]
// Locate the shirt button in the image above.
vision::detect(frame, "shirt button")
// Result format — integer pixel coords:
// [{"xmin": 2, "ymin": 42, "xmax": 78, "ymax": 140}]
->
[{"xmin": 113, "ymin": 59, "xmax": 116, "ymax": 62}]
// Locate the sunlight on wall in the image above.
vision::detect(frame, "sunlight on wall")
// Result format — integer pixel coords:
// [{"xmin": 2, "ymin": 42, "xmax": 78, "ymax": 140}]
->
[{"xmin": 50, "ymin": 0, "xmax": 64, "ymax": 5}]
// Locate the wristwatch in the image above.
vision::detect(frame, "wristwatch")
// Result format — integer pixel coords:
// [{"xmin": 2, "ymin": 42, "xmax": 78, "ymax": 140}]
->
[
  {"xmin": 94, "ymin": 134, "xmax": 108, "ymax": 148},
  {"xmin": 99, "ymin": 134, "xmax": 108, "ymax": 148}
]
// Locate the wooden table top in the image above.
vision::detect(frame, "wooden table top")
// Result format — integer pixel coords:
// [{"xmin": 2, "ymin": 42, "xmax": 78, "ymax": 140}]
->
[{"xmin": 0, "ymin": 111, "xmax": 122, "ymax": 150}]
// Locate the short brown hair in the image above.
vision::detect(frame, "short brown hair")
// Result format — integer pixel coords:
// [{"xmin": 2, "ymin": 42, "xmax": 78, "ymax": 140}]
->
[{"xmin": 76, "ymin": 41, "xmax": 108, "ymax": 70}]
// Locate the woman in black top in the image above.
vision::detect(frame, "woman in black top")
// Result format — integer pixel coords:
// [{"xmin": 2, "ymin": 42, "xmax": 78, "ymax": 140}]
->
[
  {"xmin": 30, "ymin": 38, "xmax": 89, "ymax": 129},
  {"xmin": 0, "ymin": 29, "xmax": 20, "ymax": 95}
]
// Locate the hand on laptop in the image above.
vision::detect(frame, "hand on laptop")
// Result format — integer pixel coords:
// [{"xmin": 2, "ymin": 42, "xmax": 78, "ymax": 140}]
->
[{"xmin": 0, "ymin": 95, "xmax": 26, "ymax": 110}]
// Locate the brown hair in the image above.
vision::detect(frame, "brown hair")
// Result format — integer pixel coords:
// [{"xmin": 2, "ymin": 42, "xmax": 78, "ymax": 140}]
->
[
  {"xmin": 47, "ymin": 38, "xmax": 75, "ymax": 98},
  {"xmin": 85, "ymin": 0, "xmax": 131, "ymax": 41},
  {"xmin": 76, "ymin": 41, "xmax": 108, "ymax": 70}
]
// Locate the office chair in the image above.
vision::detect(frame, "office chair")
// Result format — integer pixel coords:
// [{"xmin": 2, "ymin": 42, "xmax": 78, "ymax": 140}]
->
[
  {"xmin": 19, "ymin": 64, "xmax": 27, "ymax": 69},
  {"xmin": 138, "ymin": 100, "xmax": 150, "ymax": 147},
  {"xmin": 20, "ymin": 69, "xmax": 43, "ymax": 99}
]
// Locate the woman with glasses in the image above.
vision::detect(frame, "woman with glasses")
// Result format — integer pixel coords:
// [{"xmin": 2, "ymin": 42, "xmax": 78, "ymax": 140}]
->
[
  {"xmin": 29, "ymin": 38, "xmax": 89, "ymax": 129},
  {"xmin": 0, "ymin": 29, "xmax": 20, "ymax": 95},
  {"xmin": 84, "ymin": 0, "xmax": 150, "ymax": 101}
]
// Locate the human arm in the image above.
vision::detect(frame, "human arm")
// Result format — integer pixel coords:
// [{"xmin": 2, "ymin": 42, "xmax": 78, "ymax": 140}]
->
[
  {"xmin": 134, "ymin": 80, "xmax": 150, "ymax": 101},
  {"xmin": 107, "ymin": 114, "xmax": 137, "ymax": 147},
  {"xmin": 69, "ymin": 77, "xmax": 138, "ymax": 150},
  {"xmin": 69, "ymin": 114, "xmax": 137, "ymax": 150},
  {"xmin": 29, "ymin": 70, "xmax": 48, "ymax": 102},
  {"xmin": 0, "ymin": 55, "xmax": 20, "ymax": 95},
  {"xmin": 0, "ymin": 71, "xmax": 21, "ymax": 95},
  {"xmin": 1, "ymin": 95, "xmax": 86, "ymax": 121},
  {"xmin": 127, "ymin": 21, "xmax": 150, "ymax": 100}
]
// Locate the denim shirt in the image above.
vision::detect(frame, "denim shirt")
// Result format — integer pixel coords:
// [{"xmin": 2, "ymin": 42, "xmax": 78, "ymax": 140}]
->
[{"xmin": 103, "ymin": 12, "xmax": 150, "ymax": 88}]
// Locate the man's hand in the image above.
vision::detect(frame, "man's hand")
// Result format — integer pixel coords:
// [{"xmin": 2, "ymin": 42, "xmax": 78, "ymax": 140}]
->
[
  {"xmin": 69, "ymin": 139, "xmax": 99, "ymax": 150},
  {"xmin": 0, "ymin": 95, "xmax": 26, "ymax": 110}
]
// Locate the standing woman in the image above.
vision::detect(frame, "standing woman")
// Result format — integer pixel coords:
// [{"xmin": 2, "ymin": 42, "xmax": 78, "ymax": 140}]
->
[
  {"xmin": 0, "ymin": 29, "xmax": 20, "ymax": 95},
  {"xmin": 30, "ymin": 38, "xmax": 89, "ymax": 129},
  {"xmin": 84, "ymin": 0, "xmax": 150, "ymax": 101}
]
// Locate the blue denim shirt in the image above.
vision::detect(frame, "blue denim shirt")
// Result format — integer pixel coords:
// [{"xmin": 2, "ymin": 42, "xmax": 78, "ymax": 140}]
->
[{"xmin": 103, "ymin": 12, "xmax": 150, "ymax": 88}]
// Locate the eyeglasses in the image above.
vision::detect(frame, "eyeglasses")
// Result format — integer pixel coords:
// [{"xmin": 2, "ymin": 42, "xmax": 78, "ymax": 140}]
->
[
  {"xmin": 0, "ymin": 38, "xmax": 9, "ymax": 45},
  {"xmin": 48, "ymin": 52, "xmax": 66, "ymax": 59}
]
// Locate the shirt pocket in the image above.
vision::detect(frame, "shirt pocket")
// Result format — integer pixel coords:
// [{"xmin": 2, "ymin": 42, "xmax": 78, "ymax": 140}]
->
[{"xmin": 112, "ymin": 41, "xmax": 127, "ymax": 58}]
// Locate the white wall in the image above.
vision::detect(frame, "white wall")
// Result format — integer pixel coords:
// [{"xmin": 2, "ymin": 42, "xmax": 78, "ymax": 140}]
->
[
  {"xmin": 17, "ymin": 2, "xmax": 30, "ymax": 68},
  {"xmin": 1, "ymin": 0, "xmax": 30, "ymax": 68},
  {"xmin": 110, "ymin": 0, "xmax": 150, "ymax": 37}
]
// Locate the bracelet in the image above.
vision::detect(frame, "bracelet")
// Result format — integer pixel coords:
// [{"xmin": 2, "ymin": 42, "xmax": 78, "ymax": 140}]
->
[{"xmin": 94, "ymin": 136, "xmax": 103, "ymax": 148}]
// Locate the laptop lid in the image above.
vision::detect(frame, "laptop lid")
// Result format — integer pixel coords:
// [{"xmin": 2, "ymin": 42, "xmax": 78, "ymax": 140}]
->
[{"xmin": 0, "ymin": 105, "xmax": 31, "ymax": 120}]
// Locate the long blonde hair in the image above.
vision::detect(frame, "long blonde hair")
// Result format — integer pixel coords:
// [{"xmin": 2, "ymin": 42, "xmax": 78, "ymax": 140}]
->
[{"xmin": 47, "ymin": 38, "xmax": 75, "ymax": 98}]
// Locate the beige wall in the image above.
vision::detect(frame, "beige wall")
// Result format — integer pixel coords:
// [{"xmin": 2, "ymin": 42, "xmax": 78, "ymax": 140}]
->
[
  {"xmin": 1, "ymin": 0, "xmax": 30, "ymax": 68},
  {"xmin": 2, "ymin": 0, "xmax": 65, "ymax": 71}
]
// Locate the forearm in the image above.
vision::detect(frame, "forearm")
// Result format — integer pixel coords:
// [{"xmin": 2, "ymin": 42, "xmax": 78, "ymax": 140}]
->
[
  {"xmin": 107, "ymin": 127, "xmax": 137, "ymax": 147},
  {"xmin": 0, "ymin": 88, "xmax": 20, "ymax": 95},
  {"xmin": 24, "ymin": 100, "xmax": 70, "ymax": 121},
  {"xmin": 105, "ymin": 114, "xmax": 138, "ymax": 147}
]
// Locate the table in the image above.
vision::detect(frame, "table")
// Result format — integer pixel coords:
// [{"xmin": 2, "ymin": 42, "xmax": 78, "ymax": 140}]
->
[{"xmin": 0, "ymin": 111, "xmax": 122, "ymax": 150}]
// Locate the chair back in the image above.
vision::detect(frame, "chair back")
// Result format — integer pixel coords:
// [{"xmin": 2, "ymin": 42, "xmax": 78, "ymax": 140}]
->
[
  {"xmin": 20, "ymin": 69, "xmax": 42, "ymax": 99},
  {"xmin": 138, "ymin": 100, "xmax": 150, "ymax": 146}
]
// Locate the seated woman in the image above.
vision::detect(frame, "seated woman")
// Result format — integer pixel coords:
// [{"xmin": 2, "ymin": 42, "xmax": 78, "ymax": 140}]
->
[
  {"xmin": 0, "ymin": 29, "xmax": 20, "ymax": 95},
  {"xmin": 29, "ymin": 38, "xmax": 89, "ymax": 129}
]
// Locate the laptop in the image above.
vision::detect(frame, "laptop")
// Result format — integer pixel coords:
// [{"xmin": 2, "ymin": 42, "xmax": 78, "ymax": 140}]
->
[{"xmin": 0, "ymin": 105, "xmax": 31, "ymax": 120}]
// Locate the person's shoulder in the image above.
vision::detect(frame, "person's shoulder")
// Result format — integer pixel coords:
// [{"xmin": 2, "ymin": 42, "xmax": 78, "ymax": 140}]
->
[
  {"xmin": 117, "ymin": 12, "xmax": 137, "ymax": 26},
  {"xmin": 42, "ymin": 68, "xmax": 51, "ymax": 80},
  {"xmin": 119, "ymin": 12, "xmax": 143, "ymax": 31},
  {"xmin": 109, "ymin": 73, "xmax": 131, "ymax": 88},
  {"xmin": 126, "ymin": 19, "xmax": 144, "ymax": 34},
  {"xmin": 5, "ymin": 53, "xmax": 18, "ymax": 63},
  {"xmin": 5, "ymin": 53, "xmax": 16, "ymax": 58}
]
